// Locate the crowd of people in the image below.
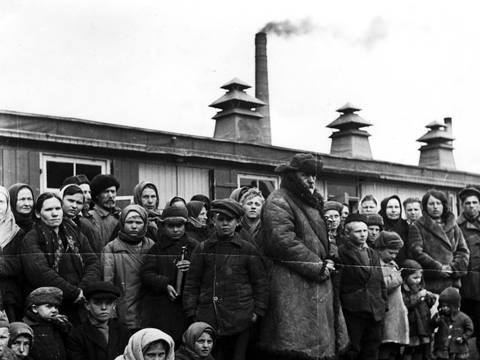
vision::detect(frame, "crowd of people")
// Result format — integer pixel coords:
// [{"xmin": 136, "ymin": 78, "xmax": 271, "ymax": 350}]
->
[{"xmin": 0, "ymin": 152, "xmax": 479, "ymax": 360}]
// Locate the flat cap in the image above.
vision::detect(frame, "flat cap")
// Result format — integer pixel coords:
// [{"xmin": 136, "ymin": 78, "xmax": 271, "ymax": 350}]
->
[
  {"xmin": 344, "ymin": 213, "xmax": 368, "ymax": 226},
  {"xmin": 161, "ymin": 205, "xmax": 188, "ymax": 224},
  {"xmin": 210, "ymin": 199, "xmax": 245, "ymax": 219},
  {"xmin": 84, "ymin": 281, "xmax": 121, "ymax": 300},
  {"xmin": 26, "ymin": 287, "xmax": 63, "ymax": 308},
  {"xmin": 275, "ymin": 153, "xmax": 323, "ymax": 175},
  {"xmin": 90, "ymin": 174, "xmax": 120, "ymax": 202},
  {"xmin": 375, "ymin": 231, "xmax": 404, "ymax": 250},
  {"xmin": 323, "ymin": 201, "xmax": 343, "ymax": 214},
  {"xmin": 458, "ymin": 187, "xmax": 480, "ymax": 202},
  {"xmin": 366, "ymin": 213, "xmax": 384, "ymax": 227}
]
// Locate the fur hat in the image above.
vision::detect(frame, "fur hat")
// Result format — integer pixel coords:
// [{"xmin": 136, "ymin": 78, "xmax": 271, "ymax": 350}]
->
[
  {"xmin": 161, "ymin": 205, "xmax": 188, "ymax": 224},
  {"xmin": 26, "ymin": 287, "xmax": 63, "ymax": 308},
  {"xmin": 90, "ymin": 174, "xmax": 120, "ymax": 202},
  {"xmin": 323, "ymin": 201, "xmax": 343, "ymax": 214},
  {"xmin": 458, "ymin": 187, "xmax": 480, "ymax": 202},
  {"xmin": 274, "ymin": 153, "xmax": 323, "ymax": 175},
  {"xmin": 375, "ymin": 231, "xmax": 404, "ymax": 250},
  {"xmin": 439, "ymin": 286, "xmax": 461, "ymax": 307},
  {"xmin": 366, "ymin": 214, "xmax": 384, "ymax": 227},
  {"xmin": 210, "ymin": 199, "xmax": 245, "ymax": 219},
  {"xmin": 344, "ymin": 213, "xmax": 368, "ymax": 226},
  {"xmin": 84, "ymin": 281, "xmax": 121, "ymax": 300}
]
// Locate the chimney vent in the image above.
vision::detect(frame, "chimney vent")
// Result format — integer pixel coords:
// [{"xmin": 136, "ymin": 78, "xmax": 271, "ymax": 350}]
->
[
  {"xmin": 327, "ymin": 103, "xmax": 373, "ymax": 159},
  {"xmin": 255, "ymin": 32, "xmax": 272, "ymax": 144},
  {"xmin": 417, "ymin": 117, "xmax": 456, "ymax": 169}
]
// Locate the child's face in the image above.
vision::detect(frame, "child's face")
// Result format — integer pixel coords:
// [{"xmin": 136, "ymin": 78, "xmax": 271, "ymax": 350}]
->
[
  {"xmin": 85, "ymin": 298, "xmax": 115, "ymax": 323},
  {"xmin": 0, "ymin": 327, "xmax": 9, "ymax": 357},
  {"xmin": 32, "ymin": 303, "xmax": 59, "ymax": 320},
  {"xmin": 439, "ymin": 302, "xmax": 452, "ymax": 316},
  {"xmin": 378, "ymin": 248, "xmax": 399, "ymax": 262},
  {"xmin": 123, "ymin": 212, "xmax": 145, "ymax": 237},
  {"xmin": 367, "ymin": 225, "xmax": 381, "ymax": 243},
  {"xmin": 194, "ymin": 332, "xmax": 214, "ymax": 358},
  {"xmin": 143, "ymin": 341, "xmax": 167, "ymax": 360},
  {"xmin": 10, "ymin": 335, "xmax": 31, "ymax": 359},
  {"xmin": 406, "ymin": 270, "xmax": 423, "ymax": 287}
]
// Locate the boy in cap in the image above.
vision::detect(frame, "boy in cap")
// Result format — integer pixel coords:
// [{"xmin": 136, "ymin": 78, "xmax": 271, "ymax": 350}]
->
[
  {"xmin": 23, "ymin": 287, "xmax": 71, "ymax": 360},
  {"xmin": 432, "ymin": 287, "xmax": 474, "ymax": 360},
  {"xmin": 66, "ymin": 281, "xmax": 129, "ymax": 360},
  {"xmin": 8, "ymin": 322, "xmax": 33, "ymax": 360},
  {"xmin": 338, "ymin": 214, "xmax": 387, "ymax": 360},
  {"xmin": 183, "ymin": 199, "xmax": 268, "ymax": 360},
  {"xmin": 366, "ymin": 213, "xmax": 384, "ymax": 248}
]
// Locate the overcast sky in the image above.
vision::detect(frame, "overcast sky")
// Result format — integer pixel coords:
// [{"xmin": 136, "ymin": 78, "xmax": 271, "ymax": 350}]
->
[{"xmin": 1, "ymin": 0, "xmax": 479, "ymax": 172}]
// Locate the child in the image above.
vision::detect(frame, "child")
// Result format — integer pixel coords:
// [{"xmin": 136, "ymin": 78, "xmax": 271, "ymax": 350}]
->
[
  {"xmin": 175, "ymin": 322, "xmax": 216, "ymax": 360},
  {"xmin": 0, "ymin": 313, "xmax": 15, "ymax": 360},
  {"xmin": 432, "ymin": 287, "xmax": 473, "ymax": 360},
  {"xmin": 66, "ymin": 281, "xmax": 130, "ymax": 360},
  {"xmin": 8, "ymin": 322, "xmax": 34, "ymax": 360},
  {"xmin": 366, "ymin": 213, "xmax": 384, "ymax": 248},
  {"xmin": 23, "ymin": 287, "xmax": 71, "ymax": 360},
  {"xmin": 375, "ymin": 231, "xmax": 409, "ymax": 360},
  {"xmin": 401, "ymin": 259, "xmax": 436, "ymax": 360}
]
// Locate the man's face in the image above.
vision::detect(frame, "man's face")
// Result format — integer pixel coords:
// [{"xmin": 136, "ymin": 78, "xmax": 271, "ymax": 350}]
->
[
  {"xmin": 163, "ymin": 222, "xmax": 185, "ymax": 240},
  {"xmin": 405, "ymin": 202, "xmax": 422, "ymax": 222},
  {"xmin": 346, "ymin": 221, "xmax": 368, "ymax": 246},
  {"xmin": 97, "ymin": 186, "xmax": 116, "ymax": 209},
  {"xmin": 0, "ymin": 327, "xmax": 9, "ymax": 357},
  {"xmin": 214, "ymin": 214, "xmax": 238, "ymax": 237},
  {"xmin": 324, "ymin": 210, "xmax": 341, "ymax": 230},
  {"xmin": 85, "ymin": 298, "xmax": 115, "ymax": 323},
  {"xmin": 296, "ymin": 172, "xmax": 316, "ymax": 193},
  {"xmin": 79, "ymin": 184, "xmax": 92, "ymax": 210},
  {"xmin": 385, "ymin": 198, "xmax": 401, "ymax": 220},
  {"xmin": 62, "ymin": 193, "xmax": 84, "ymax": 218},
  {"xmin": 10, "ymin": 335, "xmax": 31, "ymax": 359},
  {"xmin": 463, "ymin": 195, "xmax": 480, "ymax": 219}
]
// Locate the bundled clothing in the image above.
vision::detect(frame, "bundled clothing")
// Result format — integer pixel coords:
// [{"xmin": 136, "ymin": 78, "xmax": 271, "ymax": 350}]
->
[
  {"xmin": 432, "ymin": 311, "xmax": 474, "ymax": 359},
  {"xmin": 102, "ymin": 205, "xmax": 154, "ymax": 330},
  {"xmin": 89, "ymin": 206, "xmax": 121, "ymax": 248},
  {"xmin": 133, "ymin": 182, "xmax": 162, "ymax": 241},
  {"xmin": 175, "ymin": 322, "xmax": 216, "ymax": 360},
  {"xmin": 186, "ymin": 200, "xmax": 210, "ymax": 243},
  {"xmin": 140, "ymin": 232, "xmax": 198, "ymax": 343},
  {"xmin": 8, "ymin": 183, "xmax": 35, "ymax": 234},
  {"xmin": 409, "ymin": 212, "xmax": 470, "ymax": 294},
  {"xmin": 114, "ymin": 328, "xmax": 175, "ymax": 360}
]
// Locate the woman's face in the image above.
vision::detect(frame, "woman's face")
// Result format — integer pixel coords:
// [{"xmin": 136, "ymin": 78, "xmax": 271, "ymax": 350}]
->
[
  {"xmin": 0, "ymin": 193, "xmax": 7, "ymax": 218},
  {"xmin": 426, "ymin": 195, "xmax": 443, "ymax": 219},
  {"xmin": 37, "ymin": 197, "xmax": 63, "ymax": 228},
  {"xmin": 194, "ymin": 332, "xmax": 214, "ymax": 358},
  {"xmin": 197, "ymin": 207, "xmax": 208, "ymax": 225},
  {"xmin": 62, "ymin": 193, "xmax": 84, "ymax": 218},
  {"xmin": 361, "ymin": 200, "xmax": 377, "ymax": 214},
  {"xmin": 243, "ymin": 196, "xmax": 263, "ymax": 220},
  {"xmin": 123, "ymin": 211, "xmax": 145, "ymax": 237},
  {"xmin": 141, "ymin": 187, "xmax": 158, "ymax": 211},
  {"xmin": 385, "ymin": 198, "xmax": 401, "ymax": 220},
  {"xmin": 16, "ymin": 188, "xmax": 34, "ymax": 215}
]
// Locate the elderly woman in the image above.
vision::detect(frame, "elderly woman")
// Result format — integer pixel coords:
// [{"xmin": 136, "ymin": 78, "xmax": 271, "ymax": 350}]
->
[
  {"xmin": 185, "ymin": 201, "xmax": 210, "ymax": 243},
  {"xmin": 115, "ymin": 328, "xmax": 175, "ymax": 360},
  {"xmin": 175, "ymin": 322, "xmax": 215, "ymax": 360},
  {"xmin": 133, "ymin": 182, "xmax": 162, "ymax": 241},
  {"xmin": 0, "ymin": 186, "xmax": 25, "ymax": 322},
  {"xmin": 21, "ymin": 192, "xmax": 99, "ymax": 323},
  {"xmin": 409, "ymin": 189, "xmax": 470, "ymax": 294},
  {"xmin": 8, "ymin": 184, "xmax": 35, "ymax": 234}
]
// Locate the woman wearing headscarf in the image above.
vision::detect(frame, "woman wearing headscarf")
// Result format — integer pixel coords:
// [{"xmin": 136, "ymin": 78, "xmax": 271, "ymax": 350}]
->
[
  {"xmin": 8, "ymin": 322, "xmax": 34, "ymax": 359},
  {"xmin": 102, "ymin": 205, "xmax": 155, "ymax": 332},
  {"xmin": 133, "ymin": 182, "xmax": 162, "ymax": 241},
  {"xmin": 0, "ymin": 186, "xmax": 25, "ymax": 321},
  {"xmin": 115, "ymin": 328, "xmax": 174, "ymax": 360},
  {"xmin": 8, "ymin": 184, "xmax": 35, "ymax": 234},
  {"xmin": 379, "ymin": 195, "xmax": 410, "ymax": 264},
  {"xmin": 185, "ymin": 201, "xmax": 210, "ymax": 243},
  {"xmin": 175, "ymin": 322, "xmax": 215, "ymax": 360}
]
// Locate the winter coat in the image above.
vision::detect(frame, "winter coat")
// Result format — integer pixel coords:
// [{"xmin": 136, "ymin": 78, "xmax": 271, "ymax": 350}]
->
[
  {"xmin": 140, "ymin": 233, "xmax": 198, "ymax": 343},
  {"xmin": 401, "ymin": 283, "xmax": 435, "ymax": 344},
  {"xmin": 379, "ymin": 259, "xmax": 409, "ymax": 344},
  {"xmin": 185, "ymin": 222, "xmax": 210, "ymax": 243},
  {"xmin": 88, "ymin": 206, "xmax": 120, "ymax": 248},
  {"xmin": 409, "ymin": 212, "xmax": 470, "ymax": 294},
  {"xmin": 183, "ymin": 232, "xmax": 268, "ymax": 337},
  {"xmin": 258, "ymin": 186, "xmax": 349, "ymax": 360},
  {"xmin": 74, "ymin": 216, "xmax": 103, "ymax": 255},
  {"xmin": 102, "ymin": 236, "xmax": 154, "ymax": 330},
  {"xmin": 21, "ymin": 222, "xmax": 100, "ymax": 303},
  {"xmin": 432, "ymin": 310, "xmax": 474, "ymax": 359},
  {"xmin": 338, "ymin": 241, "xmax": 387, "ymax": 321},
  {"xmin": 66, "ymin": 319, "xmax": 130, "ymax": 360},
  {"xmin": 457, "ymin": 213, "xmax": 480, "ymax": 301},
  {"xmin": 0, "ymin": 347, "xmax": 16, "ymax": 360}
]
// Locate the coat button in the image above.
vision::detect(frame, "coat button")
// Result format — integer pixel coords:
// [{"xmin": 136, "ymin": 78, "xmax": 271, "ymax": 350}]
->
[{"xmin": 213, "ymin": 296, "xmax": 219, "ymax": 302}]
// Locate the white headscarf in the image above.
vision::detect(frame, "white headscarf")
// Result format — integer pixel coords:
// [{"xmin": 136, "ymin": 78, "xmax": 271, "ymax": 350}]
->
[
  {"xmin": 116, "ymin": 328, "xmax": 175, "ymax": 360},
  {"xmin": 0, "ymin": 186, "xmax": 20, "ymax": 249}
]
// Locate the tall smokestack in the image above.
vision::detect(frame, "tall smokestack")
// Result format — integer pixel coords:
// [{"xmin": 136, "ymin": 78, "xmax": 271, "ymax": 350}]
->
[{"xmin": 255, "ymin": 32, "xmax": 272, "ymax": 144}]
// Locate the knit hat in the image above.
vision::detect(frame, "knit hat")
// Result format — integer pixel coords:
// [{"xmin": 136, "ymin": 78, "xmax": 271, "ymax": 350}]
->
[
  {"xmin": 26, "ymin": 287, "xmax": 63, "ymax": 308},
  {"xmin": 344, "ymin": 213, "xmax": 368, "ymax": 226},
  {"xmin": 375, "ymin": 231, "xmax": 404, "ymax": 250},
  {"xmin": 210, "ymin": 199, "xmax": 244, "ymax": 219},
  {"xmin": 458, "ymin": 187, "xmax": 480, "ymax": 202},
  {"xmin": 186, "ymin": 201, "xmax": 205, "ymax": 219},
  {"xmin": 8, "ymin": 322, "xmax": 34, "ymax": 343},
  {"xmin": 401, "ymin": 259, "xmax": 423, "ymax": 280},
  {"xmin": 90, "ymin": 174, "xmax": 120, "ymax": 202},
  {"xmin": 275, "ymin": 153, "xmax": 323, "ymax": 175},
  {"xmin": 161, "ymin": 205, "xmax": 188, "ymax": 224},
  {"xmin": 323, "ymin": 201, "xmax": 343, "ymax": 214},
  {"xmin": 439, "ymin": 286, "xmax": 461, "ymax": 307},
  {"xmin": 84, "ymin": 281, "xmax": 121, "ymax": 300},
  {"xmin": 366, "ymin": 213, "xmax": 384, "ymax": 227}
]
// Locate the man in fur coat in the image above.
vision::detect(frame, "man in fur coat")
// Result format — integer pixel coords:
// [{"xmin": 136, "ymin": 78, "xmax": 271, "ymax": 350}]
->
[{"xmin": 258, "ymin": 153, "xmax": 349, "ymax": 360}]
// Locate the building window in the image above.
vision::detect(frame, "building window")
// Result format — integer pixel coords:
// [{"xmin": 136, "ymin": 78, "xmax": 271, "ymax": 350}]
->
[
  {"xmin": 40, "ymin": 154, "xmax": 110, "ymax": 191},
  {"xmin": 237, "ymin": 174, "xmax": 279, "ymax": 199}
]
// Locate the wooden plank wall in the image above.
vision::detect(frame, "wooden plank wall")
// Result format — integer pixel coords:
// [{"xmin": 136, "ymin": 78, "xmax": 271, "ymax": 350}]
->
[{"xmin": 0, "ymin": 146, "xmax": 40, "ymax": 194}]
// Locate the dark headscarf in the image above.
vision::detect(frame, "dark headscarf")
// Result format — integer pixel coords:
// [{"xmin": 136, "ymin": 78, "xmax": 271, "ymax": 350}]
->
[
  {"xmin": 379, "ymin": 195, "xmax": 409, "ymax": 241},
  {"xmin": 175, "ymin": 322, "xmax": 215, "ymax": 360},
  {"xmin": 8, "ymin": 183, "xmax": 35, "ymax": 233},
  {"xmin": 118, "ymin": 205, "xmax": 148, "ymax": 244}
]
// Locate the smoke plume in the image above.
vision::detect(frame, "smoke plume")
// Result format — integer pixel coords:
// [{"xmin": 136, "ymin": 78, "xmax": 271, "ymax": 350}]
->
[
  {"xmin": 356, "ymin": 16, "xmax": 388, "ymax": 50},
  {"xmin": 259, "ymin": 18, "xmax": 316, "ymax": 37}
]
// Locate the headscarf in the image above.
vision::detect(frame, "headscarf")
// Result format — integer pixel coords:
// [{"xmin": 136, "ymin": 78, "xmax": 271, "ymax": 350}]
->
[
  {"xmin": 8, "ymin": 183, "xmax": 35, "ymax": 233},
  {"xmin": 121, "ymin": 328, "xmax": 175, "ymax": 360},
  {"xmin": 0, "ymin": 186, "xmax": 20, "ymax": 249},
  {"xmin": 8, "ymin": 322, "xmax": 34, "ymax": 345},
  {"xmin": 186, "ymin": 201, "xmax": 206, "ymax": 229},
  {"xmin": 378, "ymin": 195, "xmax": 409, "ymax": 241},
  {"xmin": 133, "ymin": 182, "xmax": 161, "ymax": 217},
  {"xmin": 176, "ymin": 322, "xmax": 215, "ymax": 360},
  {"xmin": 118, "ymin": 205, "xmax": 148, "ymax": 244}
]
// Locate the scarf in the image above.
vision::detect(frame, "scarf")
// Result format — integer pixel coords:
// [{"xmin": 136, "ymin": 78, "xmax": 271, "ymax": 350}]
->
[
  {"xmin": 280, "ymin": 172, "xmax": 324, "ymax": 212},
  {"xmin": 118, "ymin": 205, "xmax": 148, "ymax": 244},
  {"xmin": 0, "ymin": 186, "xmax": 20, "ymax": 249},
  {"xmin": 379, "ymin": 195, "xmax": 409, "ymax": 240},
  {"xmin": 176, "ymin": 322, "xmax": 216, "ymax": 360},
  {"xmin": 8, "ymin": 183, "xmax": 35, "ymax": 233},
  {"xmin": 122, "ymin": 328, "xmax": 175, "ymax": 360}
]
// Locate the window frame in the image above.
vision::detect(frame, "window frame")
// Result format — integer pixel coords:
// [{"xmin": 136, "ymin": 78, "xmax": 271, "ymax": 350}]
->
[
  {"xmin": 40, "ymin": 153, "xmax": 110, "ymax": 192},
  {"xmin": 237, "ymin": 173, "xmax": 279, "ymax": 196}
]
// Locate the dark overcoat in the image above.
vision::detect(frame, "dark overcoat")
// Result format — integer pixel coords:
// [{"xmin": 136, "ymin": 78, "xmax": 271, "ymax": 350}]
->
[
  {"xmin": 457, "ymin": 213, "xmax": 480, "ymax": 301},
  {"xmin": 432, "ymin": 311, "xmax": 474, "ymax": 358},
  {"xmin": 409, "ymin": 212, "xmax": 470, "ymax": 293}
]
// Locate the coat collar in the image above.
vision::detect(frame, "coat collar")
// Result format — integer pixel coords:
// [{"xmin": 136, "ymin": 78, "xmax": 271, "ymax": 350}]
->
[
  {"xmin": 458, "ymin": 213, "xmax": 480, "ymax": 230},
  {"xmin": 203, "ymin": 232, "xmax": 244, "ymax": 249},
  {"xmin": 416, "ymin": 212, "xmax": 456, "ymax": 249}
]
